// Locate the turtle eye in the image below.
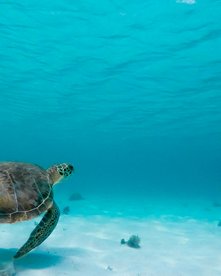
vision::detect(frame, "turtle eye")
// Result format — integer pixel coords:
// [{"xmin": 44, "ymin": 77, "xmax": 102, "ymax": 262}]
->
[{"xmin": 56, "ymin": 166, "xmax": 64, "ymax": 176}]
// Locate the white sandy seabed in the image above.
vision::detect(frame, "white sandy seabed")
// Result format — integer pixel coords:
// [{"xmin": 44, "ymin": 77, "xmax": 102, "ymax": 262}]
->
[{"xmin": 1, "ymin": 195, "xmax": 221, "ymax": 276}]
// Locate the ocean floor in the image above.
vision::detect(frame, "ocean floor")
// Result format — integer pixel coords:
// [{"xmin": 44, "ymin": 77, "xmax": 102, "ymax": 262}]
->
[{"xmin": 1, "ymin": 195, "xmax": 221, "ymax": 276}]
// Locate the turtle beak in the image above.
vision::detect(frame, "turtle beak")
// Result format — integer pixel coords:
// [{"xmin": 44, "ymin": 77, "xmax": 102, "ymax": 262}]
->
[
  {"xmin": 68, "ymin": 164, "xmax": 74, "ymax": 173},
  {"xmin": 65, "ymin": 164, "xmax": 74, "ymax": 176}
]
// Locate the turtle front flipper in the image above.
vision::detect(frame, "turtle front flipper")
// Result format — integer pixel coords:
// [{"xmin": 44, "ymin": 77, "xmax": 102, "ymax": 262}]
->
[{"xmin": 14, "ymin": 202, "xmax": 60, "ymax": 259}]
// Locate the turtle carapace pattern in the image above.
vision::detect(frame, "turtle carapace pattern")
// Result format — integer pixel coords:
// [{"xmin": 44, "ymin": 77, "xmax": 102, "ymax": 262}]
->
[{"xmin": 0, "ymin": 162, "xmax": 74, "ymax": 258}]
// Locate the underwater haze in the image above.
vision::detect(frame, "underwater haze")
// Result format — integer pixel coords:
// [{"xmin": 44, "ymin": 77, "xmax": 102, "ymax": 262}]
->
[
  {"xmin": 1, "ymin": 0, "xmax": 221, "ymax": 198},
  {"xmin": 1, "ymin": 1, "xmax": 221, "ymax": 275}
]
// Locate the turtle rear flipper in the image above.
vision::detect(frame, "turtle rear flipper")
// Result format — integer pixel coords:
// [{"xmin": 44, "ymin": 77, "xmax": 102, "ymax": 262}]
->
[{"xmin": 14, "ymin": 202, "xmax": 60, "ymax": 259}]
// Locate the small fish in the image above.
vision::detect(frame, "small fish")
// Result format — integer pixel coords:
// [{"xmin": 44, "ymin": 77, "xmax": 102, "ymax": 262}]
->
[
  {"xmin": 69, "ymin": 193, "xmax": 84, "ymax": 201},
  {"xmin": 62, "ymin": 206, "xmax": 70, "ymax": 215},
  {"xmin": 121, "ymin": 235, "xmax": 141, "ymax": 249}
]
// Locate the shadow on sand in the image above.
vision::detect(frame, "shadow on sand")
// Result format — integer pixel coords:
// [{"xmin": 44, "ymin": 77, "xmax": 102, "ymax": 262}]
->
[{"xmin": 0, "ymin": 247, "xmax": 87, "ymax": 274}]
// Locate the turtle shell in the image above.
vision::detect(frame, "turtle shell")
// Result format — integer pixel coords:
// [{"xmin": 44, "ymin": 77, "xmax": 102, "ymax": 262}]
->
[{"xmin": 0, "ymin": 162, "xmax": 53, "ymax": 223}]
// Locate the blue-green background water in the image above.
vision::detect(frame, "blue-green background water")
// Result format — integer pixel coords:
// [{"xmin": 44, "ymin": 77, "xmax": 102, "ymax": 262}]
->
[{"xmin": 0, "ymin": 0, "xmax": 221, "ymax": 199}]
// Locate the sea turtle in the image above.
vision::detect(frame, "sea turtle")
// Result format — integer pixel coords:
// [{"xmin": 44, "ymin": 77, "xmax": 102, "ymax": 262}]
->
[{"xmin": 0, "ymin": 161, "xmax": 74, "ymax": 259}]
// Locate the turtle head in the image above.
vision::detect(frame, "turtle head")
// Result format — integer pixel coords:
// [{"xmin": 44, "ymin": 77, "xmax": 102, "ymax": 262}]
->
[{"xmin": 48, "ymin": 163, "xmax": 74, "ymax": 185}]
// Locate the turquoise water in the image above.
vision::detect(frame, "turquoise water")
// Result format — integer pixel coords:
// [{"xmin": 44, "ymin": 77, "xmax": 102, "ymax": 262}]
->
[
  {"xmin": 0, "ymin": 1, "xmax": 221, "ymax": 201},
  {"xmin": 1, "ymin": 1, "xmax": 221, "ymax": 275}
]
